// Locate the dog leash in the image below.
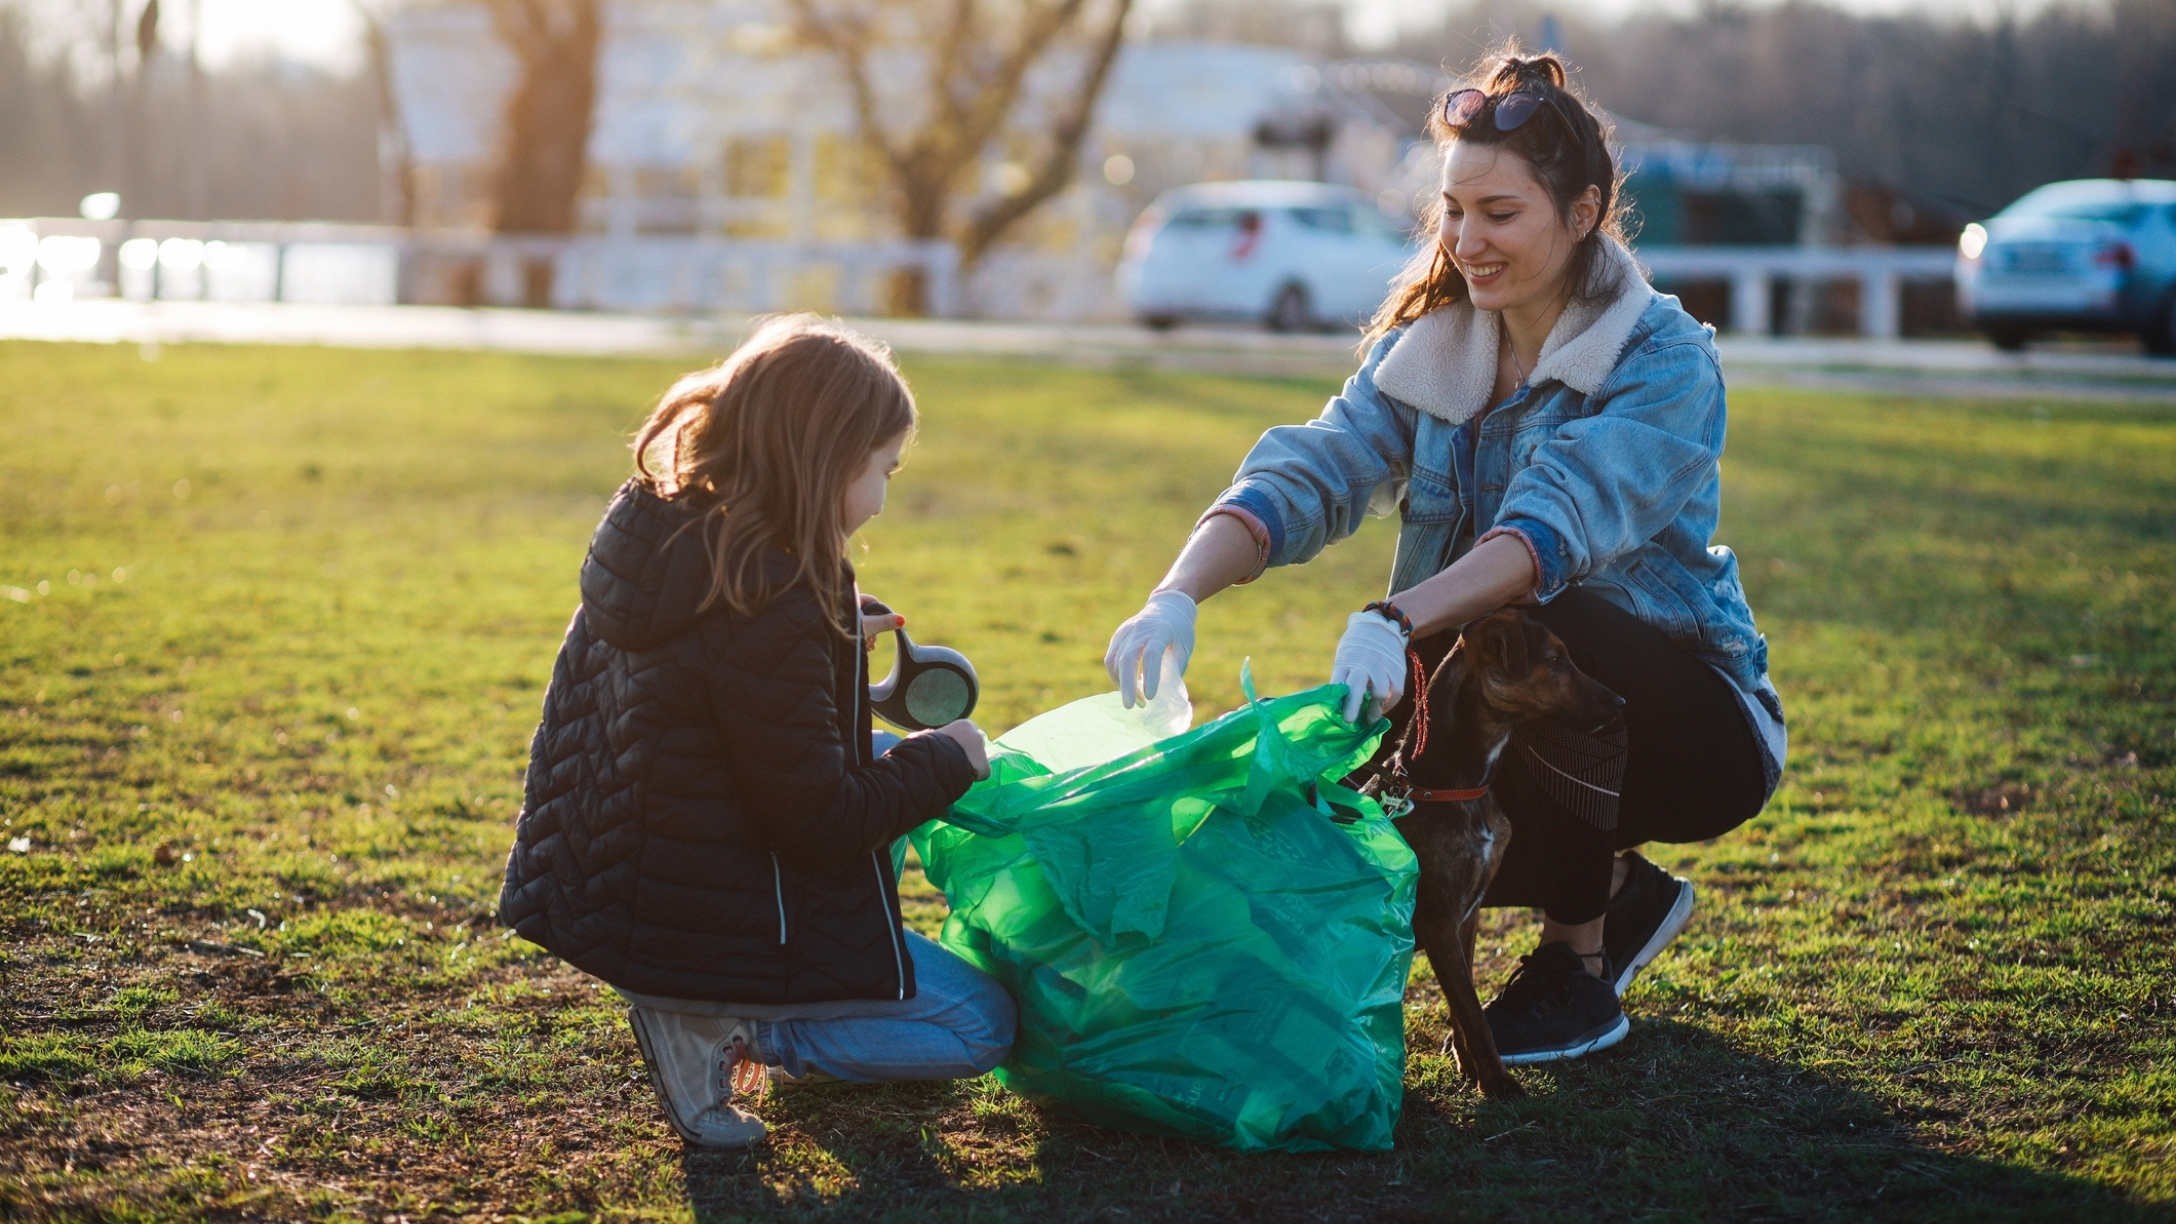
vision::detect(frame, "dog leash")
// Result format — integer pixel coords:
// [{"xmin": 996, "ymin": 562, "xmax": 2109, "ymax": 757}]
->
[
  {"xmin": 1403, "ymin": 649, "xmax": 1431, "ymax": 758},
  {"xmin": 1375, "ymin": 648, "xmax": 1489, "ymax": 814}
]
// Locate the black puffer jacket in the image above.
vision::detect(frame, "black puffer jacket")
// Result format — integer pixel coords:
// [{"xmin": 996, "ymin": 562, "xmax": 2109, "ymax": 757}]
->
[{"xmin": 499, "ymin": 480, "xmax": 976, "ymax": 1004}]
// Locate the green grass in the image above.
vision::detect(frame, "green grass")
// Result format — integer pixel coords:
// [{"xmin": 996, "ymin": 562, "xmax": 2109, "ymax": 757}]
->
[{"xmin": 0, "ymin": 339, "xmax": 2170, "ymax": 1222}]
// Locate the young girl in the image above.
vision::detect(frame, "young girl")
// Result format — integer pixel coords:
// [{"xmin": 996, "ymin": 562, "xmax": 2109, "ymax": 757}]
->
[{"xmin": 500, "ymin": 315, "xmax": 1012, "ymax": 1150}]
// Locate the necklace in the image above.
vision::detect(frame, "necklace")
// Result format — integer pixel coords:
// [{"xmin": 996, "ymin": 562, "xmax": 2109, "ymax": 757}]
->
[{"xmin": 1502, "ymin": 327, "xmax": 1527, "ymax": 387}]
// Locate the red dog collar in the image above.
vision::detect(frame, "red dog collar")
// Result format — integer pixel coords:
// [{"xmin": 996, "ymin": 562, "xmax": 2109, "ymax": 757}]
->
[{"xmin": 1403, "ymin": 785, "xmax": 1489, "ymax": 804}]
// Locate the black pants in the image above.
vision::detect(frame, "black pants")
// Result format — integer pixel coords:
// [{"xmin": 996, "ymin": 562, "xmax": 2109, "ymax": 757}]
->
[{"xmin": 1380, "ymin": 588, "xmax": 1771, "ymax": 925}]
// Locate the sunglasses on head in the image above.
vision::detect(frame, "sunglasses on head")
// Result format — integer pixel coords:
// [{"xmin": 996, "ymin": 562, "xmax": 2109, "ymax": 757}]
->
[{"xmin": 1441, "ymin": 88, "xmax": 1564, "ymax": 134}]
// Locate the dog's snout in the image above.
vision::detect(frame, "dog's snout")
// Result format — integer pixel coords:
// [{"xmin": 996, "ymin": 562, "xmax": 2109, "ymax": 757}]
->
[{"xmin": 1585, "ymin": 691, "xmax": 1627, "ymax": 736}]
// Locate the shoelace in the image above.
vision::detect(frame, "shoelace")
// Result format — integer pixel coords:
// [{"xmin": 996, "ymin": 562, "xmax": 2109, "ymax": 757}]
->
[
  {"xmin": 721, "ymin": 1034, "xmax": 767, "ymax": 1100},
  {"xmin": 1495, "ymin": 952, "xmax": 1582, "ymax": 1015}
]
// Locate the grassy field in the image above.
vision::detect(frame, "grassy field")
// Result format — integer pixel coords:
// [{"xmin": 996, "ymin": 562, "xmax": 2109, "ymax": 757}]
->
[{"xmin": 0, "ymin": 338, "xmax": 2170, "ymax": 1223}]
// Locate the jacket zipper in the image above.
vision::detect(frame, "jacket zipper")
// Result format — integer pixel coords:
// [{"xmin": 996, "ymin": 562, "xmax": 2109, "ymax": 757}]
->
[
  {"xmin": 872, "ymin": 851, "xmax": 906, "ymax": 1000},
  {"xmin": 771, "ymin": 852, "xmax": 787, "ymax": 945}
]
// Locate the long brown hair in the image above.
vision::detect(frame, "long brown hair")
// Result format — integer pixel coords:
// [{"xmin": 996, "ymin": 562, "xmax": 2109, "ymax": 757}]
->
[
  {"xmin": 631, "ymin": 314, "xmax": 916, "ymax": 630},
  {"xmin": 1366, "ymin": 47, "xmax": 1628, "ymax": 344}
]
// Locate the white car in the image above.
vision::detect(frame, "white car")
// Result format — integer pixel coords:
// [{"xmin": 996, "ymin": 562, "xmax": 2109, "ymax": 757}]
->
[
  {"xmin": 1118, "ymin": 181, "xmax": 1416, "ymax": 332},
  {"xmin": 1956, "ymin": 178, "xmax": 2176, "ymax": 354}
]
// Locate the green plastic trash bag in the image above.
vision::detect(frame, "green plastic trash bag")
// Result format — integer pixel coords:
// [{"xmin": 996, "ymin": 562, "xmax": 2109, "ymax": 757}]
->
[{"xmin": 910, "ymin": 667, "xmax": 1418, "ymax": 1153}]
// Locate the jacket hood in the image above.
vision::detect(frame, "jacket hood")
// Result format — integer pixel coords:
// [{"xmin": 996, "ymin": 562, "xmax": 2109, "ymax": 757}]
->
[
  {"xmin": 578, "ymin": 480, "xmax": 726, "ymax": 652},
  {"xmin": 1372, "ymin": 235, "xmax": 1658, "ymax": 425}
]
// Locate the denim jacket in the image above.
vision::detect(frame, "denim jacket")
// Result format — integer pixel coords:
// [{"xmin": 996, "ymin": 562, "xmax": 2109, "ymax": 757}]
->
[{"xmin": 1209, "ymin": 238, "xmax": 1772, "ymax": 696}]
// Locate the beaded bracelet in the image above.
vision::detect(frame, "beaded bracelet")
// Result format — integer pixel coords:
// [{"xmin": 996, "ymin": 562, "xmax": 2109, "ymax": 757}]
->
[{"xmin": 1361, "ymin": 600, "xmax": 1413, "ymax": 637}]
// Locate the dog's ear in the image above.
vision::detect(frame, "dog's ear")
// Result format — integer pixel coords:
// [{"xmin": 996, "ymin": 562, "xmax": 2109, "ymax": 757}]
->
[
  {"xmin": 1521, "ymin": 616, "xmax": 1559, "ymax": 669},
  {"xmin": 1465, "ymin": 610, "xmax": 1530, "ymax": 676}
]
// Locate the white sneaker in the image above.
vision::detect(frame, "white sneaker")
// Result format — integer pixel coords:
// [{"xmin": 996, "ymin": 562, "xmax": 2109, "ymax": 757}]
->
[{"xmin": 626, "ymin": 1006, "xmax": 769, "ymax": 1149}]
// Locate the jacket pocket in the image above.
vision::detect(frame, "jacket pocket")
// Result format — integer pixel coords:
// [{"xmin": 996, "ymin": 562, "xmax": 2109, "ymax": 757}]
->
[
  {"xmin": 1623, "ymin": 557, "xmax": 1703, "ymax": 641},
  {"xmin": 1402, "ymin": 465, "xmax": 1461, "ymax": 524}
]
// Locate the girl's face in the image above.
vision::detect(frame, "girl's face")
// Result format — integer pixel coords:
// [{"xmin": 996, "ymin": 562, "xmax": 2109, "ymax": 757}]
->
[
  {"xmin": 842, "ymin": 431, "xmax": 908, "ymax": 536},
  {"xmin": 1438, "ymin": 141, "xmax": 1599, "ymax": 316}
]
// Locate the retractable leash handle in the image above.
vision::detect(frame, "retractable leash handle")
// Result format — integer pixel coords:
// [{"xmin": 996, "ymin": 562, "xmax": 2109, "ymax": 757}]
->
[{"xmin": 862, "ymin": 600, "xmax": 980, "ymax": 732}]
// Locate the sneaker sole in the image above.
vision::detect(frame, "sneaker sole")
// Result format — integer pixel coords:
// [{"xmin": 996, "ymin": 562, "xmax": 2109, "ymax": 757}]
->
[
  {"xmin": 1615, "ymin": 878, "xmax": 1696, "ymax": 999},
  {"xmin": 1497, "ymin": 1013, "xmax": 1632, "ymax": 1066}
]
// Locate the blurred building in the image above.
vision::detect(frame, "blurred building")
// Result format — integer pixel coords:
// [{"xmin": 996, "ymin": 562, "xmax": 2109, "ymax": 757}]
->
[
  {"xmin": 373, "ymin": 4, "xmax": 1872, "ymax": 325},
  {"xmin": 386, "ymin": 3, "xmax": 1432, "ymax": 318}
]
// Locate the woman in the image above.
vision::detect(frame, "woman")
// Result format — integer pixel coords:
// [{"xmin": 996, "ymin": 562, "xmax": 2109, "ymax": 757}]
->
[{"xmin": 1104, "ymin": 51, "xmax": 1786, "ymax": 1066}]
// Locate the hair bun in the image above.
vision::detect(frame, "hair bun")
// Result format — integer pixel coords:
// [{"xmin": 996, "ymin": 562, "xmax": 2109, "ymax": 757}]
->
[{"xmin": 1490, "ymin": 52, "xmax": 1567, "ymax": 93}]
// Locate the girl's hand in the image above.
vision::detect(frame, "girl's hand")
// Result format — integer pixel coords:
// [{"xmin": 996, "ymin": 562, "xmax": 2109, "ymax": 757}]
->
[
  {"xmin": 929, "ymin": 718, "xmax": 991, "ymax": 780},
  {"xmin": 858, "ymin": 595, "xmax": 905, "ymax": 652}
]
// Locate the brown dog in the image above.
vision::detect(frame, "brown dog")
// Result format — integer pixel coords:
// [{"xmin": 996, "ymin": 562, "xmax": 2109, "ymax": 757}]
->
[{"xmin": 1365, "ymin": 608, "xmax": 1623, "ymax": 1098}]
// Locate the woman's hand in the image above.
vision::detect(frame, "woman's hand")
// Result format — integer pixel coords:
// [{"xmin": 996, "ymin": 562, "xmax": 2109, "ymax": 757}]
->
[
  {"xmin": 1330, "ymin": 611, "xmax": 1410, "ymax": 724},
  {"xmin": 1103, "ymin": 515, "xmax": 1261, "ymax": 708},
  {"xmin": 1104, "ymin": 590, "xmax": 1197, "ymax": 708},
  {"xmin": 929, "ymin": 718, "xmax": 991, "ymax": 780}
]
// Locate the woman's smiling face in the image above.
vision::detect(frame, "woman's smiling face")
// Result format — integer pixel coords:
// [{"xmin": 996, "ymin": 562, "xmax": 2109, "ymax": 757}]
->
[{"xmin": 1437, "ymin": 139, "xmax": 1598, "ymax": 316}]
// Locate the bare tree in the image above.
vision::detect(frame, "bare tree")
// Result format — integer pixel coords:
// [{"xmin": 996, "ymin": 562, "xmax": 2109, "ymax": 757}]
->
[
  {"xmin": 482, "ymin": 0, "xmax": 600, "ymax": 235},
  {"xmin": 474, "ymin": 0, "xmax": 601, "ymax": 306},
  {"xmin": 349, "ymin": 0, "xmax": 414, "ymax": 225},
  {"xmin": 789, "ymin": 0, "xmax": 1134, "ymax": 313}
]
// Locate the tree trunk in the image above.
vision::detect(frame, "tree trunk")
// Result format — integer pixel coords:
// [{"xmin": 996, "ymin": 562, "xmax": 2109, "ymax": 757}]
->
[
  {"xmin": 486, "ymin": 0, "xmax": 601, "ymax": 243},
  {"xmin": 352, "ymin": 2, "xmax": 413, "ymax": 226}
]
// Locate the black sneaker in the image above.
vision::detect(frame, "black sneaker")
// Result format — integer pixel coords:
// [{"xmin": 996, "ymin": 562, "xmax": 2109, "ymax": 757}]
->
[
  {"xmin": 1484, "ymin": 941, "xmax": 1630, "ymax": 1066},
  {"xmin": 1603, "ymin": 851, "xmax": 1696, "ymax": 998}
]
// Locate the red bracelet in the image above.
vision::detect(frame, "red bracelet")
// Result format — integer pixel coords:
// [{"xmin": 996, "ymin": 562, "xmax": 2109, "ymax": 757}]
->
[{"xmin": 1361, "ymin": 600, "xmax": 1413, "ymax": 637}]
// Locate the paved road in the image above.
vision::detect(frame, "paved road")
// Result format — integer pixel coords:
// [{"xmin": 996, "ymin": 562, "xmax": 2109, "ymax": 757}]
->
[{"xmin": 5, "ymin": 299, "xmax": 2171, "ymax": 402}]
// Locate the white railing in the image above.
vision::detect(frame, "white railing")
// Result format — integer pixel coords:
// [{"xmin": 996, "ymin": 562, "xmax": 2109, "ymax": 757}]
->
[
  {"xmin": 2, "ymin": 216, "xmax": 1957, "ymax": 335},
  {"xmin": 1637, "ymin": 245, "xmax": 1959, "ymax": 338},
  {"xmin": 0, "ymin": 218, "xmax": 962, "ymax": 318}
]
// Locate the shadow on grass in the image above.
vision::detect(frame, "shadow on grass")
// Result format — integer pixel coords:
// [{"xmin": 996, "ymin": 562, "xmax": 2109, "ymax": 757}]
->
[{"xmin": 667, "ymin": 1019, "xmax": 2152, "ymax": 1223}]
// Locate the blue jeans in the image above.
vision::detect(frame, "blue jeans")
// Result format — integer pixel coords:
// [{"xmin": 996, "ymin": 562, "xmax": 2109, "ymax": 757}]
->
[
  {"xmin": 758, "ymin": 930, "xmax": 1015, "ymax": 1083},
  {"xmin": 616, "ymin": 930, "xmax": 1013, "ymax": 1083}
]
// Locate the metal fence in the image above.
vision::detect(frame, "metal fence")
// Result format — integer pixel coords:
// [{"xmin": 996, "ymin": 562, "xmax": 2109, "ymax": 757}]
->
[
  {"xmin": 3, "ymin": 216, "xmax": 1957, "ymax": 336},
  {"xmin": 0, "ymin": 218, "xmax": 961, "ymax": 318},
  {"xmin": 1639, "ymin": 245, "xmax": 1959, "ymax": 338}
]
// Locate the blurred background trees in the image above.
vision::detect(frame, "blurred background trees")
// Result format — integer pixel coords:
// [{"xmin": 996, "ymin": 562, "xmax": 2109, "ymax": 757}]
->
[
  {"xmin": 0, "ymin": 0, "xmax": 2171, "ymax": 228},
  {"xmin": 0, "ymin": 0, "xmax": 381, "ymax": 220},
  {"xmin": 790, "ymin": 0, "xmax": 1135, "ymax": 311},
  {"xmin": 1387, "ymin": 0, "xmax": 2176, "ymax": 216}
]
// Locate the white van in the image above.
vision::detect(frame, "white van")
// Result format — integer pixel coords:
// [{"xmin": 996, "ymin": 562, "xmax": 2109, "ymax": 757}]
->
[{"xmin": 1117, "ymin": 181, "xmax": 1416, "ymax": 332}]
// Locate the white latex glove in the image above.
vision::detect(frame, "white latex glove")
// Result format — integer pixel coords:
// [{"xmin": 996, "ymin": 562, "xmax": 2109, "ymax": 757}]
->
[
  {"xmin": 1330, "ymin": 611, "xmax": 1410, "ymax": 724},
  {"xmin": 1104, "ymin": 589, "xmax": 1197, "ymax": 709}
]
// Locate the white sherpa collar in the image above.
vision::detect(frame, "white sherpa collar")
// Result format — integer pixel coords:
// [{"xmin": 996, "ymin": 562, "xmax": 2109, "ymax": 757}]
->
[{"xmin": 1372, "ymin": 237, "xmax": 1656, "ymax": 425}]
